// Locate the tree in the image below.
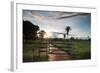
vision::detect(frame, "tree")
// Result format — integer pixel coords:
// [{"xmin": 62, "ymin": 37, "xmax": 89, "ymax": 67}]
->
[
  {"xmin": 38, "ymin": 30, "xmax": 46, "ymax": 39},
  {"xmin": 38, "ymin": 30, "xmax": 47, "ymax": 57},
  {"xmin": 88, "ymin": 36, "xmax": 91, "ymax": 41},
  {"xmin": 63, "ymin": 34, "xmax": 66, "ymax": 39},
  {"xmin": 23, "ymin": 20, "xmax": 39, "ymax": 40},
  {"xmin": 70, "ymin": 37, "xmax": 75, "ymax": 40},
  {"xmin": 65, "ymin": 26, "xmax": 71, "ymax": 39}
]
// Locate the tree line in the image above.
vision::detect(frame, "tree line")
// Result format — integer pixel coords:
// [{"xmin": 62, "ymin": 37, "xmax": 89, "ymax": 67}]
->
[{"xmin": 23, "ymin": 20, "xmax": 46, "ymax": 40}]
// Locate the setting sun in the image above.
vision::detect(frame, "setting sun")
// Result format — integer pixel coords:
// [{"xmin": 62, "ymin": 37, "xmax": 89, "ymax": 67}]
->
[{"xmin": 44, "ymin": 31, "xmax": 52, "ymax": 38}]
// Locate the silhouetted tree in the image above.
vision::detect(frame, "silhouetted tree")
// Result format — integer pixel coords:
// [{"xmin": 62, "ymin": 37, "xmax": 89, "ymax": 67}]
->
[
  {"xmin": 63, "ymin": 34, "xmax": 66, "ymax": 39},
  {"xmin": 38, "ymin": 30, "xmax": 46, "ymax": 39},
  {"xmin": 38, "ymin": 30, "xmax": 47, "ymax": 57},
  {"xmin": 70, "ymin": 37, "xmax": 75, "ymax": 40},
  {"xmin": 23, "ymin": 20, "xmax": 39, "ymax": 40},
  {"xmin": 88, "ymin": 36, "xmax": 91, "ymax": 41},
  {"xmin": 65, "ymin": 26, "xmax": 71, "ymax": 39}
]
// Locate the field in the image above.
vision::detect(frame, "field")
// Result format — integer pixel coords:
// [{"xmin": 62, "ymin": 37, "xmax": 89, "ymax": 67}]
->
[
  {"xmin": 51, "ymin": 39, "xmax": 91, "ymax": 60},
  {"xmin": 23, "ymin": 39, "xmax": 91, "ymax": 62}
]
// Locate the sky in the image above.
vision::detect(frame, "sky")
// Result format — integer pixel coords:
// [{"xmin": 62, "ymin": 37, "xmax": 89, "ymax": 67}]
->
[{"xmin": 23, "ymin": 10, "xmax": 91, "ymax": 39}]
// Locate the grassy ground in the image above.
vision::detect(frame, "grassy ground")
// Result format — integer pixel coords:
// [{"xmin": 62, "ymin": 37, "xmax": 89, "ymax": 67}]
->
[
  {"xmin": 52, "ymin": 40, "xmax": 91, "ymax": 60},
  {"xmin": 23, "ymin": 39, "xmax": 91, "ymax": 62},
  {"xmin": 23, "ymin": 39, "xmax": 48, "ymax": 62}
]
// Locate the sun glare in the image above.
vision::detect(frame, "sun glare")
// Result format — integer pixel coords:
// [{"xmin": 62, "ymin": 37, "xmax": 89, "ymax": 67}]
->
[{"xmin": 44, "ymin": 31, "xmax": 52, "ymax": 38}]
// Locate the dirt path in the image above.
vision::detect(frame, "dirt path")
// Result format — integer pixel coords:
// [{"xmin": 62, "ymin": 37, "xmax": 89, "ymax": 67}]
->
[{"xmin": 48, "ymin": 44, "xmax": 70, "ymax": 61}]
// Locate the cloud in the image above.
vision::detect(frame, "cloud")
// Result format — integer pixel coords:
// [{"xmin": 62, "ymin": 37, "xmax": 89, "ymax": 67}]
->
[
  {"xmin": 56, "ymin": 12, "xmax": 90, "ymax": 20},
  {"xmin": 23, "ymin": 10, "xmax": 91, "ymax": 39}
]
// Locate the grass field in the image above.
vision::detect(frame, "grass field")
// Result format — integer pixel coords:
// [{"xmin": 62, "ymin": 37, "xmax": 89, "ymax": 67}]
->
[
  {"xmin": 23, "ymin": 39, "xmax": 91, "ymax": 62},
  {"xmin": 23, "ymin": 39, "xmax": 49, "ymax": 62},
  {"xmin": 51, "ymin": 39, "xmax": 91, "ymax": 60}
]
